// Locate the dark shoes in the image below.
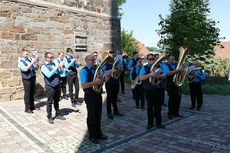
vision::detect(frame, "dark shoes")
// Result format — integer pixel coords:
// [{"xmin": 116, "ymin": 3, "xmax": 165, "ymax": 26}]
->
[
  {"xmin": 156, "ymin": 124, "xmax": 165, "ymax": 129},
  {"xmin": 174, "ymin": 114, "xmax": 184, "ymax": 117},
  {"xmin": 71, "ymin": 102, "xmax": 76, "ymax": 107},
  {"xmin": 197, "ymin": 107, "xmax": 200, "ymax": 111},
  {"xmin": 98, "ymin": 134, "xmax": 108, "ymax": 140},
  {"xmin": 63, "ymin": 96, "xmax": 68, "ymax": 100},
  {"xmin": 56, "ymin": 115, "xmax": 66, "ymax": 120},
  {"xmin": 25, "ymin": 110, "xmax": 33, "ymax": 114},
  {"xmin": 107, "ymin": 114, "xmax": 114, "ymax": 120},
  {"xmin": 189, "ymin": 106, "xmax": 195, "ymax": 110},
  {"xmin": 114, "ymin": 111, "xmax": 123, "ymax": 116},
  {"xmin": 146, "ymin": 125, "xmax": 153, "ymax": 130},
  {"xmin": 47, "ymin": 118, "xmax": 54, "ymax": 124},
  {"xmin": 89, "ymin": 138, "xmax": 99, "ymax": 144}
]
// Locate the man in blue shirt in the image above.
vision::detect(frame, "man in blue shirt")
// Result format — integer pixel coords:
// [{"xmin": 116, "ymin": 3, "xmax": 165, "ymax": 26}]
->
[
  {"xmin": 188, "ymin": 61, "xmax": 205, "ymax": 111},
  {"xmin": 140, "ymin": 54, "xmax": 165, "ymax": 130},
  {"xmin": 103, "ymin": 51, "xmax": 123, "ymax": 120},
  {"xmin": 54, "ymin": 52, "xmax": 68, "ymax": 100},
  {"xmin": 64, "ymin": 48, "xmax": 81, "ymax": 107},
  {"xmin": 128, "ymin": 52, "xmax": 139, "ymax": 99},
  {"xmin": 162, "ymin": 55, "xmax": 184, "ymax": 120},
  {"xmin": 130, "ymin": 57, "xmax": 145, "ymax": 109},
  {"xmin": 79, "ymin": 55, "xmax": 108, "ymax": 144},
  {"xmin": 41, "ymin": 52, "xmax": 66, "ymax": 124},
  {"xmin": 18, "ymin": 48, "xmax": 39, "ymax": 114},
  {"xmin": 115, "ymin": 50, "xmax": 127, "ymax": 94}
]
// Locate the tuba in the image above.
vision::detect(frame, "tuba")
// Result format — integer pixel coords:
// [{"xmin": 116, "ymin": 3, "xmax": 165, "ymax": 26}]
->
[
  {"xmin": 187, "ymin": 67, "xmax": 202, "ymax": 83},
  {"xmin": 93, "ymin": 52, "xmax": 114, "ymax": 93},
  {"xmin": 149, "ymin": 54, "xmax": 166, "ymax": 86},
  {"xmin": 173, "ymin": 47, "xmax": 189, "ymax": 87},
  {"xmin": 111, "ymin": 60, "xmax": 123, "ymax": 79}
]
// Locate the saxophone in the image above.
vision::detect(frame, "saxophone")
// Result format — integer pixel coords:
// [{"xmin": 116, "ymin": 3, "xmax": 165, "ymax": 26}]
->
[
  {"xmin": 131, "ymin": 73, "xmax": 141, "ymax": 89},
  {"xmin": 149, "ymin": 54, "xmax": 166, "ymax": 86},
  {"xmin": 173, "ymin": 47, "xmax": 189, "ymax": 87},
  {"xmin": 93, "ymin": 52, "xmax": 114, "ymax": 93}
]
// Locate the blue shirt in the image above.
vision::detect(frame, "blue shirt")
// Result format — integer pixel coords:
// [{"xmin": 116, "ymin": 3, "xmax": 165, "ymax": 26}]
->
[
  {"xmin": 162, "ymin": 62, "xmax": 176, "ymax": 75},
  {"xmin": 139, "ymin": 64, "xmax": 151, "ymax": 78},
  {"xmin": 18, "ymin": 58, "xmax": 37, "ymax": 77},
  {"xmin": 130, "ymin": 65, "xmax": 142, "ymax": 80},
  {"xmin": 64, "ymin": 56, "xmax": 80, "ymax": 70},
  {"xmin": 193, "ymin": 69, "xmax": 205, "ymax": 83},
  {"xmin": 128, "ymin": 58, "xmax": 136, "ymax": 69},
  {"xmin": 120, "ymin": 58, "xmax": 127, "ymax": 70},
  {"xmin": 41, "ymin": 61, "xmax": 62, "ymax": 78},
  {"xmin": 54, "ymin": 58, "xmax": 67, "ymax": 77},
  {"xmin": 80, "ymin": 65, "xmax": 95, "ymax": 85}
]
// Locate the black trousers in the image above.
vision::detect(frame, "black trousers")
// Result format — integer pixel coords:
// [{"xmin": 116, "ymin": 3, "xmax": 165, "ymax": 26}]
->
[
  {"xmin": 59, "ymin": 77, "xmax": 67, "ymax": 97},
  {"xmin": 22, "ymin": 77, "xmax": 36, "ymax": 111},
  {"xmin": 145, "ymin": 89, "xmax": 162, "ymax": 126},
  {"xmin": 45, "ymin": 84, "xmax": 60, "ymax": 118},
  {"xmin": 166, "ymin": 85, "xmax": 181, "ymax": 116},
  {"xmin": 119, "ymin": 71, "xmax": 125, "ymax": 92},
  {"xmin": 105, "ymin": 82, "xmax": 119, "ymax": 114},
  {"xmin": 189, "ymin": 82, "xmax": 203, "ymax": 108},
  {"xmin": 159, "ymin": 88, "xmax": 165, "ymax": 105},
  {"xmin": 134, "ymin": 84, "xmax": 145, "ymax": 107},
  {"xmin": 67, "ymin": 74, "xmax": 79, "ymax": 101},
  {"xmin": 84, "ymin": 93, "xmax": 102, "ymax": 139}
]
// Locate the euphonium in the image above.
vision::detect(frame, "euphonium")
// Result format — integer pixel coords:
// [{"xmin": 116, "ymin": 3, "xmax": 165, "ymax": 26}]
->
[
  {"xmin": 173, "ymin": 47, "xmax": 189, "ymax": 87},
  {"xmin": 187, "ymin": 67, "xmax": 202, "ymax": 83},
  {"xmin": 111, "ymin": 60, "xmax": 123, "ymax": 79},
  {"xmin": 93, "ymin": 52, "xmax": 114, "ymax": 93},
  {"xmin": 149, "ymin": 55, "xmax": 166, "ymax": 86}
]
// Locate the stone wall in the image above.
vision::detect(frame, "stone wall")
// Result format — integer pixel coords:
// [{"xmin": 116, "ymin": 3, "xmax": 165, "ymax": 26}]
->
[{"xmin": 0, "ymin": 0, "xmax": 121, "ymax": 102}]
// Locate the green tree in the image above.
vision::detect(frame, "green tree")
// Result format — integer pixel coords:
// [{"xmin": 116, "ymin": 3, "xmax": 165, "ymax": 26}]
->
[
  {"xmin": 121, "ymin": 29, "xmax": 139, "ymax": 58},
  {"xmin": 157, "ymin": 0, "xmax": 222, "ymax": 58},
  {"xmin": 117, "ymin": 0, "xmax": 127, "ymax": 17}
]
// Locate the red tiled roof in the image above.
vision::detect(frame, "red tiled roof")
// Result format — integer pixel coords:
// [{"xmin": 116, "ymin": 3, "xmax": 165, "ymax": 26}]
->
[
  {"xmin": 136, "ymin": 41, "xmax": 150, "ymax": 58},
  {"xmin": 215, "ymin": 41, "xmax": 230, "ymax": 59}
]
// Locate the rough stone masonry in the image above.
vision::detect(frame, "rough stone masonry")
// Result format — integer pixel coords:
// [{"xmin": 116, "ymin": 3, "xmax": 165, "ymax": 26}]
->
[{"xmin": 0, "ymin": 0, "xmax": 121, "ymax": 101}]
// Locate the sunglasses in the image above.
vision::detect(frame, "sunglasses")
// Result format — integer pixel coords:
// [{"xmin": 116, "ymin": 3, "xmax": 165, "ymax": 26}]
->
[{"xmin": 148, "ymin": 58, "xmax": 154, "ymax": 61}]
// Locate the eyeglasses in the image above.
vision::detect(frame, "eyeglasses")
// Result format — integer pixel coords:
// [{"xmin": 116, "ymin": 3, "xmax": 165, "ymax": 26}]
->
[
  {"xmin": 47, "ymin": 56, "xmax": 54, "ymax": 59},
  {"xmin": 148, "ymin": 58, "xmax": 154, "ymax": 61}
]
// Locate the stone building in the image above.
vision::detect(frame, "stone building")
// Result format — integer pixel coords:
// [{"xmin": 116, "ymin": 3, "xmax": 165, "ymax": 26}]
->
[{"xmin": 0, "ymin": 0, "xmax": 121, "ymax": 101}]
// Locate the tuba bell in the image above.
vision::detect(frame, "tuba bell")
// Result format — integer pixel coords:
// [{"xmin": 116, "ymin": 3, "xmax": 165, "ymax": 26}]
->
[
  {"xmin": 111, "ymin": 60, "xmax": 123, "ymax": 79},
  {"xmin": 173, "ymin": 47, "xmax": 189, "ymax": 87},
  {"xmin": 149, "ymin": 54, "xmax": 166, "ymax": 86},
  {"xmin": 93, "ymin": 52, "xmax": 114, "ymax": 93}
]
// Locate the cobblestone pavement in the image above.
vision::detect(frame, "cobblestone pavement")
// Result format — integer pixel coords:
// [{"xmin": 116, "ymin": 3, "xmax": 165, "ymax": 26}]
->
[{"xmin": 0, "ymin": 86, "xmax": 230, "ymax": 153}]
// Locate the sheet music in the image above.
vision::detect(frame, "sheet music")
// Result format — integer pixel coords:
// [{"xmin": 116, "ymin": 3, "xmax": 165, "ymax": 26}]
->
[
  {"xmin": 154, "ymin": 68, "xmax": 163, "ymax": 75},
  {"xmin": 188, "ymin": 65, "xmax": 195, "ymax": 71},
  {"xmin": 115, "ymin": 55, "xmax": 123, "ymax": 61}
]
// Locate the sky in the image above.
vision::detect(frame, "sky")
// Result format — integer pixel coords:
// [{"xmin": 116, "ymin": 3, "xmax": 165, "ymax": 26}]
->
[{"xmin": 121, "ymin": 0, "xmax": 230, "ymax": 48}]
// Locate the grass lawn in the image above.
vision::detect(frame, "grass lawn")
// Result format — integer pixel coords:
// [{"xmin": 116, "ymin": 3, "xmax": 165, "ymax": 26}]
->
[{"xmin": 181, "ymin": 82, "xmax": 230, "ymax": 95}]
